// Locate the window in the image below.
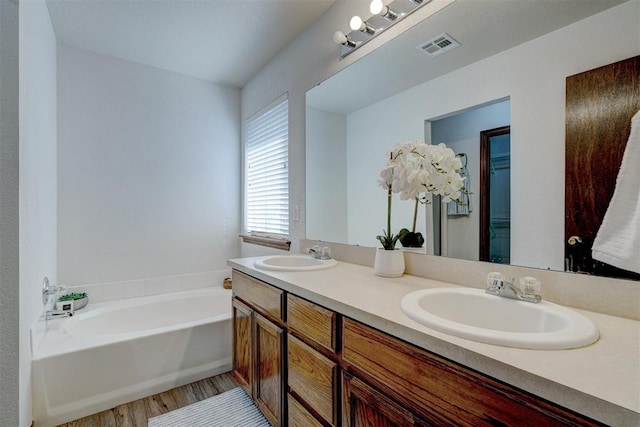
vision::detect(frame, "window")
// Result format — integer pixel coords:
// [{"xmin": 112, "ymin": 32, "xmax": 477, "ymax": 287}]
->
[{"xmin": 243, "ymin": 96, "xmax": 289, "ymax": 247}]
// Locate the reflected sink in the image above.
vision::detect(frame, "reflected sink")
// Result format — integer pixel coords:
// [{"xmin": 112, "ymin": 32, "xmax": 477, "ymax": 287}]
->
[
  {"xmin": 254, "ymin": 255, "xmax": 338, "ymax": 271},
  {"xmin": 400, "ymin": 288, "xmax": 599, "ymax": 350}
]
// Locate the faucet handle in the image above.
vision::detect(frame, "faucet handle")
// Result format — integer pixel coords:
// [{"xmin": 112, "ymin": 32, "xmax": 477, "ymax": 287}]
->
[
  {"xmin": 321, "ymin": 246, "xmax": 331, "ymax": 259},
  {"xmin": 519, "ymin": 276, "xmax": 541, "ymax": 297},
  {"xmin": 307, "ymin": 245, "xmax": 322, "ymax": 258},
  {"xmin": 486, "ymin": 272, "xmax": 505, "ymax": 290}
]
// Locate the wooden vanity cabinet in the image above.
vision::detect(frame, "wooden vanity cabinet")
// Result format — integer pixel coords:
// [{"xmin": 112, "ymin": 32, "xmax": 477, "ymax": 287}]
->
[
  {"xmin": 288, "ymin": 394, "xmax": 324, "ymax": 427},
  {"xmin": 232, "ymin": 271, "xmax": 285, "ymax": 426},
  {"xmin": 343, "ymin": 372, "xmax": 431, "ymax": 427},
  {"xmin": 231, "ymin": 269, "xmax": 602, "ymax": 427},
  {"xmin": 231, "ymin": 297, "xmax": 253, "ymax": 395},
  {"xmin": 288, "ymin": 334, "xmax": 339, "ymax": 426},
  {"xmin": 233, "ymin": 270, "xmax": 283, "ymax": 321},
  {"xmin": 342, "ymin": 318, "xmax": 603, "ymax": 427},
  {"xmin": 287, "ymin": 294, "xmax": 340, "ymax": 426},
  {"xmin": 287, "ymin": 293, "xmax": 337, "ymax": 353},
  {"xmin": 254, "ymin": 312, "xmax": 285, "ymax": 426}
]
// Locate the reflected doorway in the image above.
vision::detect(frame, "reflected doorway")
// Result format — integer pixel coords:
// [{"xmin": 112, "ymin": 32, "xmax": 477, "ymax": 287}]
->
[
  {"xmin": 428, "ymin": 99, "xmax": 510, "ymax": 262},
  {"xmin": 480, "ymin": 126, "xmax": 511, "ymax": 264}
]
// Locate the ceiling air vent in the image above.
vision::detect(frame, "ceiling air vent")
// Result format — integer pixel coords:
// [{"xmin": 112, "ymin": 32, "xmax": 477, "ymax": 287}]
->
[{"xmin": 417, "ymin": 33, "xmax": 460, "ymax": 58}]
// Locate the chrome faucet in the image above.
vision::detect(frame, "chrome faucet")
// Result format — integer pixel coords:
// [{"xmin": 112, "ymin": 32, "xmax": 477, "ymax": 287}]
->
[
  {"xmin": 308, "ymin": 245, "xmax": 332, "ymax": 260},
  {"xmin": 42, "ymin": 277, "xmax": 66, "ymax": 306},
  {"xmin": 41, "ymin": 276, "xmax": 74, "ymax": 322},
  {"xmin": 485, "ymin": 273, "xmax": 541, "ymax": 303},
  {"xmin": 45, "ymin": 309, "xmax": 73, "ymax": 320}
]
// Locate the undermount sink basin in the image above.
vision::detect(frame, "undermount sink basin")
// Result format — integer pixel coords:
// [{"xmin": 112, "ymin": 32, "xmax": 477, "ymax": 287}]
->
[
  {"xmin": 400, "ymin": 288, "xmax": 599, "ymax": 350},
  {"xmin": 254, "ymin": 255, "xmax": 338, "ymax": 271}
]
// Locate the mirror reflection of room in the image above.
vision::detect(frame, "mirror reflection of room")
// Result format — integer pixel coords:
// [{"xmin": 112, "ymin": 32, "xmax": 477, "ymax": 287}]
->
[
  {"xmin": 427, "ymin": 100, "xmax": 510, "ymax": 264},
  {"xmin": 306, "ymin": 3, "xmax": 639, "ymax": 280}
]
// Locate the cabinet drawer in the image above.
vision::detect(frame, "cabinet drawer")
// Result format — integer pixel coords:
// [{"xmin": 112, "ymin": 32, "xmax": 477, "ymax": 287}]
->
[
  {"xmin": 342, "ymin": 318, "xmax": 600, "ymax": 427},
  {"xmin": 232, "ymin": 271, "xmax": 283, "ymax": 322},
  {"xmin": 287, "ymin": 294, "xmax": 337, "ymax": 352},
  {"xmin": 288, "ymin": 394, "xmax": 324, "ymax": 427},
  {"xmin": 288, "ymin": 334, "xmax": 338, "ymax": 426}
]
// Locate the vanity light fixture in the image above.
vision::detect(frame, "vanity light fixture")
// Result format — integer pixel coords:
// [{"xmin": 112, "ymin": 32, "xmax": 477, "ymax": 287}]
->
[
  {"xmin": 350, "ymin": 16, "xmax": 376, "ymax": 35},
  {"xmin": 333, "ymin": 0, "xmax": 455, "ymax": 57}
]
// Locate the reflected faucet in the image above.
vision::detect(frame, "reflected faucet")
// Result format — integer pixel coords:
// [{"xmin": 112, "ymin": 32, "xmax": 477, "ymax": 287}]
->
[
  {"xmin": 308, "ymin": 245, "xmax": 332, "ymax": 260},
  {"xmin": 485, "ymin": 272, "xmax": 541, "ymax": 303}
]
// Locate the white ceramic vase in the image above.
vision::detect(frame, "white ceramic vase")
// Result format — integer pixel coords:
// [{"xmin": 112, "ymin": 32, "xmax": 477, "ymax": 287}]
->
[{"xmin": 374, "ymin": 248, "xmax": 405, "ymax": 277}]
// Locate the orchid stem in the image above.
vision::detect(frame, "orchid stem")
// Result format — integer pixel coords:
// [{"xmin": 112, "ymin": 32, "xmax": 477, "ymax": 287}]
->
[
  {"xmin": 387, "ymin": 185, "xmax": 392, "ymax": 240},
  {"xmin": 412, "ymin": 197, "xmax": 419, "ymax": 233}
]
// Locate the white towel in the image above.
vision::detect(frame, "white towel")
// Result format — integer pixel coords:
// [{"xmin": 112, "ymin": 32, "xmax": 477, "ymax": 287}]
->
[{"xmin": 592, "ymin": 110, "xmax": 640, "ymax": 274}]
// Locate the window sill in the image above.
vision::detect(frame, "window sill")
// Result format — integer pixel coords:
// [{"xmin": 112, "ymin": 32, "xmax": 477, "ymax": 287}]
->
[{"xmin": 239, "ymin": 234, "xmax": 291, "ymax": 251}]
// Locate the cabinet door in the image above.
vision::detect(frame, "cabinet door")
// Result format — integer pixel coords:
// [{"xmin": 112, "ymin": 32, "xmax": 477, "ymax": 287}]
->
[
  {"xmin": 343, "ymin": 318, "xmax": 600, "ymax": 426},
  {"xmin": 255, "ymin": 312, "xmax": 284, "ymax": 426},
  {"xmin": 343, "ymin": 373, "xmax": 421, "ymax": 427},
  {"xmin": 232, "ymin": 297, "xmax": 253, "ymax": 397},
  {"xmin": 288, "ymin": 394, "xmax": 324, "ymax": 427},
  {"xmin": 288, "ymin": 334, "xmax": 338, "ymax": 426}
]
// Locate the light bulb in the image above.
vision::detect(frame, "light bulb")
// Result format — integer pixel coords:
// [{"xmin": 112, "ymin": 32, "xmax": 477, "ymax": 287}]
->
[
  {"xmin": 370, "ymin": 0, "xmax": 385, "ymax": 15},
  {"xmin": 370, "ymin": 0, "xmax": 397, "ymax": 20},
  {"xmin": 333, "ymin": 30, "xmax": 356, "ymax": 47},
  {"xmin": 350, "ymin": 16, "xmax": 364, "ymax": 31},
  {"xmin": 333, "ymin": 30, "xmax": 347, "ymax": 44}
]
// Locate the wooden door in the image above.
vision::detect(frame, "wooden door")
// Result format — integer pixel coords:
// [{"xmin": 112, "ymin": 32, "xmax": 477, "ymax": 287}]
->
[
  {"xmin": 232, "ymin": 297, "xmax": 253, "ymax": 396},
  {"xmin": 255, "ymin": 313, "xmax": 284, "ymax": 426},
  {"xmin": 479, "ymin": 126, "xmax": 511, "ymax": 264},
  {"xmin": 565, "ymin": 55, "xmax": 640, "ymax": 279},
  {"xmin": 343, "ymin": 373, "xmax": 423, "ymax": 427}
]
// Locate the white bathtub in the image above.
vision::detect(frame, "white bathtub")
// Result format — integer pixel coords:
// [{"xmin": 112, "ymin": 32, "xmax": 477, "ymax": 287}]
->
[{"xmin": 32, "ymin": 287, "xmax": 232, "ymax": 427}]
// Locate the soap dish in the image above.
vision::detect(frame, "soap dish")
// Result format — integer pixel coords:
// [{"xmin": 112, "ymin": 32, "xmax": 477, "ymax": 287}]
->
[{"xmin": 56, "ymin": 293, "xmax": 88, "ymax": 311}]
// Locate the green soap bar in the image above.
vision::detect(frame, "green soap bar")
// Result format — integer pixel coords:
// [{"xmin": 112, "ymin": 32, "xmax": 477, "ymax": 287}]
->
[{"xmin": 58, "ymin": 292, "xmax": 87, "ymax": 301}]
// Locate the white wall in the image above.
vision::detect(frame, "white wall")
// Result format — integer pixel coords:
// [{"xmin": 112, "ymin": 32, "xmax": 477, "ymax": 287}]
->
[
  {"xmin": 0, "ymin": 0, "xmax": 19, "ymax": 425},
  {"xmin": 306, "ymin": 107, "xmax": 347, "ymax": 242},
  {"xmin": 241, "ymin": 0, "xmax": 447, "ymax": 256},
  {"xmin": 244, "ymin": 0, "xmax": 639, "ymax": 268},
  {"xmin": 18, "ymin": 0, "xmax": 58, "ymax": 425},
  {"xmin": 57, "ymin": 46, "xmax": 241, "ymax": 286}
]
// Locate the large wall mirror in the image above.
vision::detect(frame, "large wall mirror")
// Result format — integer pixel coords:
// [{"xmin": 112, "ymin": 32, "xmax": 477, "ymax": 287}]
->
[{"xmin": 306, "ymin": 0, "xmax": 639, "ymax": 279}]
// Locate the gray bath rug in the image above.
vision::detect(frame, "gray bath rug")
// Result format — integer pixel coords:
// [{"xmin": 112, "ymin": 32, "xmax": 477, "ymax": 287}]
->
[{"xmin": 148, "ymin": 387, "xmax": 270, "ymax": 427}]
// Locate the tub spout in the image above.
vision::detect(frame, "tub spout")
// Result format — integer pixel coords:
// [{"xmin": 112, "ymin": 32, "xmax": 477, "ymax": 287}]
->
[{"xmin": 45, "ymin": 310, "xmax": 73, "ymax": 320}]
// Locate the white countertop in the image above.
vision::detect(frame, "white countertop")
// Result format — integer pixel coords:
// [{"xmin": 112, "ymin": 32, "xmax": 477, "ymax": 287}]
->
[{"xmin": 228, "ymin": 256, "xmax": 640, "ymax": 427}]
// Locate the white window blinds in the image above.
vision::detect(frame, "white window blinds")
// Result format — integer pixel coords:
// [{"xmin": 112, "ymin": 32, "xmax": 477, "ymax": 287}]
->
[{"xmin": 245, "ymin": 98, "xmax": 289, "ymax": 236}]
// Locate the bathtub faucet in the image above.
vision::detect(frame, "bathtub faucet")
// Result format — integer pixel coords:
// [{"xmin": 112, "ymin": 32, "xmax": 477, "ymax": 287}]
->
[
  {"xmin": 42, "ymin": 276, "xmax": 67, "ymax": 306},
  {"xmin": 45, "ymin": 309, "xmax": 73, "ymax": 320}
]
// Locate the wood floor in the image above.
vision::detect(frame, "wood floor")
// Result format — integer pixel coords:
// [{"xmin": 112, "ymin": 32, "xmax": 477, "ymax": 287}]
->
[{"xmin": 56, "ymin": 372, "xmax": 239, "ymax": 427}]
